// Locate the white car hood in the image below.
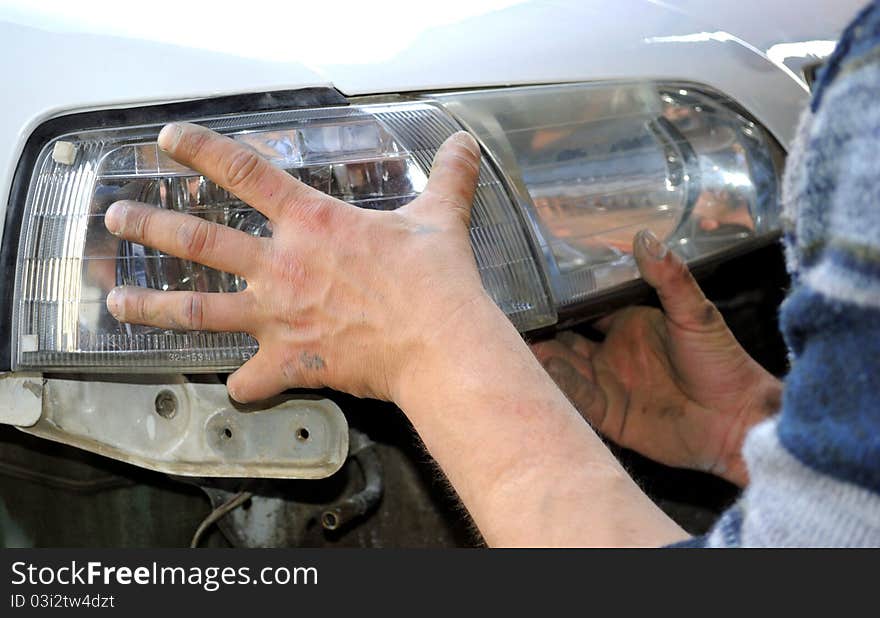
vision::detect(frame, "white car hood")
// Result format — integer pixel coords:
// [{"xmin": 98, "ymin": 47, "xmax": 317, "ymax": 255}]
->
[{"xmin": 0, "ymin": 0, "xmax": 864, "ymax": 238}]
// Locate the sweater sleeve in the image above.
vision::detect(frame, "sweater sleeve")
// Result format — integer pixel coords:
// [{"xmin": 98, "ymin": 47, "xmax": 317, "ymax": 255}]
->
[{"xmin": 701, "ymin": 7, "xmax": 880, "ymax": 547}]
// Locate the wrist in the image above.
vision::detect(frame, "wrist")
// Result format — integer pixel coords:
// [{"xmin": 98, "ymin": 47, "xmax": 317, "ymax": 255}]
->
[
  {"xmin": 717, "ymin": 374, "xmax": 783, "ymax": 487},
  {"xmin": 389, "ymin": 291, "xmax": 508, "ymax": 410}
]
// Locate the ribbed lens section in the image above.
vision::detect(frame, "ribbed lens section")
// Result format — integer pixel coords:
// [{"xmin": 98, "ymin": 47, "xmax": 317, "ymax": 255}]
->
[
  {"xmin": 12, "ymin": 101, "xmax": 553, "ymax": 371},
  {"xmin": 374, "ymin": 104, "xmax": 554, "ymax": 328}
]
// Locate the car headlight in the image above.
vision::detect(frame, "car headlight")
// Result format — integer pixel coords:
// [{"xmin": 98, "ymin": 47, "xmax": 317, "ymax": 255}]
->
[
  {"xmin": 431, "ymin": 82, "xmax": 783, "ymax": 312},
  {"xmin": 4, "ymin": 82, "xmax": 783, "ymax": 373}
]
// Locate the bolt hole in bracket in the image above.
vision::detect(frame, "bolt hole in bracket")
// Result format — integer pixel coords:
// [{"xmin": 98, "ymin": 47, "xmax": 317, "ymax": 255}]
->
[
  {"xmin": 195, "ymin": 428, "xmax": 384, "ymax": 547},
  {"xmin": 2, "ymin": 374, "xmax": 349, "ymax": 480}
]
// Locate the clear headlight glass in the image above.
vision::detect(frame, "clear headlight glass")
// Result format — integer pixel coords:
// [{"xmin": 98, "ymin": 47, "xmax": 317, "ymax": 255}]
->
[
  {"xmin": 432, "ymin": 82, "xmax": 783, "ymax": 308},
  {"xmin": 9, "ymin": 82, "xmax": 783, "ymax": 373},
  {"xmin": 12, "ymin": 102, "xmax": 553, "ymax": 371}
]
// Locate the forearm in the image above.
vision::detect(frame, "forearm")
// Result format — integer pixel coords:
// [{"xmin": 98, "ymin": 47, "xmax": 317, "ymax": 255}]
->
[{"xmin": 395, "ymin": 298, "xmax": 688, "ymax": 547}]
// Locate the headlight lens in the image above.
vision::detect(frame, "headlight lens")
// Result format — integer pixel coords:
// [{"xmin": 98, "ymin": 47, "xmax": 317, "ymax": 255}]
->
[
  {"xmin": 9, "ymin": 82, "xmax": 783, "ymax": 372},
  {"xmin": 12, "ymin": 102, "xmax": 553, "ymax": 370},
  {"xmin": 431, "ymin": 82, "xmax": 783, "ymax": 309}
]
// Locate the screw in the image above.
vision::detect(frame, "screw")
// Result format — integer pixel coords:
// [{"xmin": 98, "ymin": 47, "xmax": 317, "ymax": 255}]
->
[{"xmin": 154, "ymin": 390, "xmax": 177, "ymax": 419}]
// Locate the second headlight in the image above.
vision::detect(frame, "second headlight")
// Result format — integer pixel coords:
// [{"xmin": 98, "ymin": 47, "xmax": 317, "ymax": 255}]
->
[{"xmin": 431, "ymin": 82, "xmax": 784, "ymax": 311}]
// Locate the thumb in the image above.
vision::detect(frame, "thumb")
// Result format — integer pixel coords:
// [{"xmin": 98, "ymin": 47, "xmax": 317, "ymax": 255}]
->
[
  {"xmin": 633, "ymin": 229, "xmax": 722, "ymax": 332},
  {"xmin": 226, "ymin": 349, "xmax": 290, "ymax": 403},
  {"xmin": 418, "ymin": 131, "xmax": 481, "ymax": 225}
]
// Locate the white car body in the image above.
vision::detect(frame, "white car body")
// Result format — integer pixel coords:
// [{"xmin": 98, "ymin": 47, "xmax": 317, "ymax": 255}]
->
[
  {"xmin": 0, "ymin": 0, "xmax": 864, "ymax": 480},
  {"xmin": 0, "ymin": 0, "xmax": 864, "ymax": 243}
]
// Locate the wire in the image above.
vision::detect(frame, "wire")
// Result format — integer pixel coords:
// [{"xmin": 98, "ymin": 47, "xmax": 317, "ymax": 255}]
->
[
  {"xmin": 0, "ymin": 460, "xmax": 135, "ymax": 493},
  {"xmin": 189, "ymin": 490, "xmax": 253, "ymax": 548}
]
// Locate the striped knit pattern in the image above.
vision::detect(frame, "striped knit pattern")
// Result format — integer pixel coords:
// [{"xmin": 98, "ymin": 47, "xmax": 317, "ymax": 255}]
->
[{"xmin": 686, "ymin": 1, "xmax": 880, "ymax": 547}]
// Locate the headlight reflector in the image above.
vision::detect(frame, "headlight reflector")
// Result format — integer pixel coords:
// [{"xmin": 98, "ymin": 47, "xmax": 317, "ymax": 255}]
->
[{"xmin": 12, "ymin": 101, "xmax": 553, "ymax": 370}]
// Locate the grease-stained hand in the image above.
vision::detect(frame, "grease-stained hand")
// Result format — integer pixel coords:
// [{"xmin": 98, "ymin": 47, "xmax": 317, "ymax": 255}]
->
[
  {"xmin": 104, "ymin": 122, "xmax": 492, "ymax": 403},
  {"xmin": 532, "ymin": 231, "xmax": 782, "ymax": 487}
]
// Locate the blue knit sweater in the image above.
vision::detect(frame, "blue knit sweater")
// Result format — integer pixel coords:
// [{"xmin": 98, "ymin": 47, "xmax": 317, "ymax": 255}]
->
[{"xmin": 680, "ymin": 2, "xmax": 880, "ymax": 547}]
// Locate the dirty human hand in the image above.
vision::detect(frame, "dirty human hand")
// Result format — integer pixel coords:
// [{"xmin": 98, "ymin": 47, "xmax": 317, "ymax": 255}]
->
[
  {"xmin": 104, "ymin": 122, "xmax": 688, "ymax": 547},
  {"xmin": 103, "ymin": 122, "xmax": 492, "ymax": 404},
  {"xmin": 532, "ymin": 231, "xmax": 782, "ymax": 487}
]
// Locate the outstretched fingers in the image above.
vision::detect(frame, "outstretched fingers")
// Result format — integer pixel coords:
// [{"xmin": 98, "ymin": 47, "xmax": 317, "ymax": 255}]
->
[
  {"xmin": 156, "ymin": 122, "xmax": 335, "ymax": 223},
  {"xmin": 105, "ymin": 200, "xmax": 264, "ymax": 277},
  {"xmin": 106, "ymin": 287, "xmax": 254, "ymax": 333}
]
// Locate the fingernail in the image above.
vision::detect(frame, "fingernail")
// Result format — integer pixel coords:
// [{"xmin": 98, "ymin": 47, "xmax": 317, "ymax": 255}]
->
[
  {"xmin": 638, "ymin": 230, "xmax": 668, "ymax": 261},
  {"xmin": 227, "ymin": 383, "xmax": 241, "ymax": 403},
  {"xmin": 104, "ymin": 201, "xmax": 128, "ymax": 236},
  {"xmin": 451, "ymin": 131, "xmax": 479, "ymax": 156},
  {"xmin": 157, "ymin": 123, "xmax": 183, "ymax": 152},
  {"xmin": 106, "ymin": 287, "xmax": 123, "ymax": 319}
]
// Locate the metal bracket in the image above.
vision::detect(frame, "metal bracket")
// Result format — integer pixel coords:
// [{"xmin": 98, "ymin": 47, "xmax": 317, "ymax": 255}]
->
[
  {"xmin": 0, "ymin": 372, "xmax": 43, "ymax": 426},
  {"xmin": 13, "ymin": 375, "xmax": 348, "ymax": 479}
]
